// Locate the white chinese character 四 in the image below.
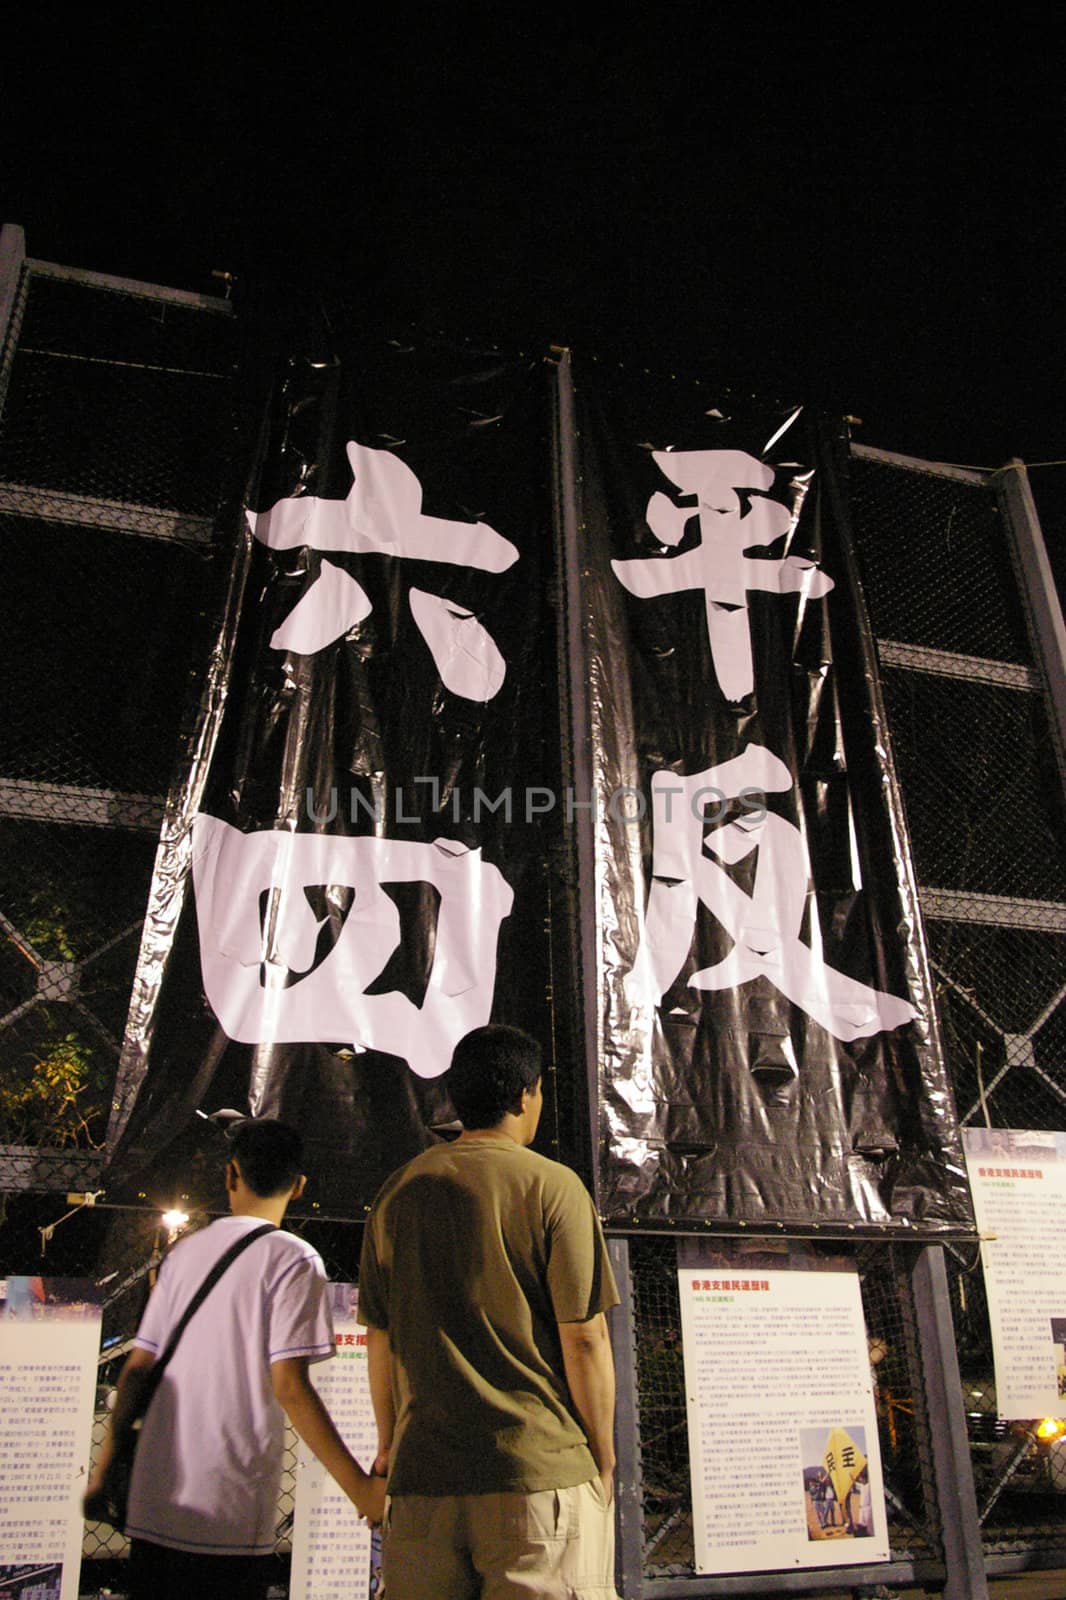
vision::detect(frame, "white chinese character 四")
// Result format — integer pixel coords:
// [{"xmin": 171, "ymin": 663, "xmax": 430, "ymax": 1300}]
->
[{"xmin": 191, "ymin": 813, "xmax": 513, "ymax": 1077}]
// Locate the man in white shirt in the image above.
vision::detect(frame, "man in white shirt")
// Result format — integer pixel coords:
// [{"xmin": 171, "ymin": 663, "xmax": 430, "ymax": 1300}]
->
[{"xmin": 85, "ymin": 1119, "xmax": 384, "ymax": 1600}]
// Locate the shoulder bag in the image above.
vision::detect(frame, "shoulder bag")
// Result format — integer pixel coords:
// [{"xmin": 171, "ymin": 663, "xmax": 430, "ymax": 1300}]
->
[{"xmin": 99, "ymin": 1221, "xmax": 277, "ymax": 1531}]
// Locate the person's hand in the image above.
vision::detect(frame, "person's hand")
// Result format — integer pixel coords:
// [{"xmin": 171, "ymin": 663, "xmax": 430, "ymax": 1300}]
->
[
  {"xmin": 373, "ymin": 1447, "xmax": 390, "ymax": 1478},
  {"xmin": 598, "ymin": 1467, "xmax": 615, "ymax": 1508},
  {"xmin": 82, "ymin": 1463, "xmax": 113, "ymax": 1522},
  {"xmin": 362, "ymin": 1471, "xmax": 387, "ymax": 1527}
]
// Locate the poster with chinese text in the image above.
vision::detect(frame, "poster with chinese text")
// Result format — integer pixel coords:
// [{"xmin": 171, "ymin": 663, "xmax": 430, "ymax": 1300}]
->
[
  {"xmin": 676, "ymin": 1250, "xmax": 888, "ymax": 1574},
  {"xmin": 962, "ymin": 1128, "xmax": 1066, "ymax": 1419},
  {"xmin": 290, "ymin": 1284, "xmax": 380, "ymax": 1600},
  {"xmin": 0, "ymin": 1279, "xmax": 102, "ymax": 1600}
]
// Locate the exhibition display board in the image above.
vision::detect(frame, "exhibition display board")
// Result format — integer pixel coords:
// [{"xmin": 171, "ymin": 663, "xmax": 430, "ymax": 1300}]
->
[
  {"xmin": 677, "ymin": 1248, "xmax": 888, "ymax": 1575},
  {"xmin": 0, "ymin": 1280, "xmax": 101, "ymax": 1600}
]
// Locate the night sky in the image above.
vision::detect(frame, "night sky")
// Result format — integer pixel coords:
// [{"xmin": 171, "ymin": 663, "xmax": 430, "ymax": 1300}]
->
[{"xmin": 5, "ymin": 9, "xmax": 1063, "ymax": 561}]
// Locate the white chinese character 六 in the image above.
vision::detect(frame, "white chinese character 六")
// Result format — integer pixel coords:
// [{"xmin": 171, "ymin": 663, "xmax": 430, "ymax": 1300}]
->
[
  {"xmin": 191, "ymin": 813, "xmax": 513, "ymax": 1077},
  {"xmin": 626, "ymin": 745, "xmax": 916, "ymax": 1042},
  {"xmin": 247, "ymin": 443, "xmax": 518, "ymax": 702},
  {"xmin": 612, "ymin": 448, "xmax": 833, "ymax": 702}
]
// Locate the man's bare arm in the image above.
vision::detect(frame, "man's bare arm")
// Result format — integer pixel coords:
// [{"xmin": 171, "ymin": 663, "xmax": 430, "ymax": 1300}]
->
[
  {"xmin": 82, "ymin": 1346, "xmax": 156, "ymax": 1518},
  {"xmin": 272, "ymin": 1356, "xmax": 385, "ymax": 1523},
  {"xmin": 558, "ymin": 1312, "xmax": 616, "ymax": 1504},
  {"xmin": 365, "ymin": 1324, "xmax": 396, "ymax": 1477}
]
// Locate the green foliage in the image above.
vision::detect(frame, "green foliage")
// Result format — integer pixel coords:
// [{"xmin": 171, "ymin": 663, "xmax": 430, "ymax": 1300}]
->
[
  {"xmin": 22, "ymin": 891, "xmax": 80, "ymax": 962},
  {"xmin": 0, "ymin": 1028, "xmax": 107, "ymax": 1147}
]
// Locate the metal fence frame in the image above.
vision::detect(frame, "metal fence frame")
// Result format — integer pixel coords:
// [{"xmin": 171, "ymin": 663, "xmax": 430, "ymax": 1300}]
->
[
  {"xmin": 2, "ymin": 232, "xmax": 1065, "ymax": 1597},
  {"xmin": 0, "ymin": 222, "xmax": 234, "ymax": 1191}
]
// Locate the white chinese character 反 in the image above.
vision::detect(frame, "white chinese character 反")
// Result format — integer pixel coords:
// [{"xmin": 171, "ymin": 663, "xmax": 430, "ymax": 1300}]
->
[{"xmin": 627, "ymin": 746, "xmax": 916, "ymax": 1042}]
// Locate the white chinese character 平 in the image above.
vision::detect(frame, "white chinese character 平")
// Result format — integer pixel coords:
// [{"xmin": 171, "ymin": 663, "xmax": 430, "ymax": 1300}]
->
[
  {"xmin": 626, "ymin": 747, "xmax": 916, "ymax": 1042},
  {"xmin": 247, "ymin": 443, "xmax": 519, "ymax": 701},
  {"xmin": 612, "ymin": 448, "xmax": 833, "ymax": 702},
  {"xmin": 191, "ymin": 813, "xmax": 514, "ymax": 1077}
]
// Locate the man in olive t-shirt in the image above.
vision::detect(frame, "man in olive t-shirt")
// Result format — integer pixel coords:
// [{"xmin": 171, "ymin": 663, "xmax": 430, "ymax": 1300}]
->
[{"xmin": 358, "ymin": 1025, "xmax": 620, "ymax": 1599}]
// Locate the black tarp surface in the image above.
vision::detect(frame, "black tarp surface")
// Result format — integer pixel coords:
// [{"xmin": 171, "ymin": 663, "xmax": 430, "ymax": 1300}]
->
[
  {"xmin": 560, "ymin": 359, "xmax": 972, "ymax": 1231},
  {"xmin": 108, "ymin": 323, "xmax": 559, "ymax": 1210},
  {"xmin": 106, "ymin": 332, "xmax": 972, "ymax": 1234}
]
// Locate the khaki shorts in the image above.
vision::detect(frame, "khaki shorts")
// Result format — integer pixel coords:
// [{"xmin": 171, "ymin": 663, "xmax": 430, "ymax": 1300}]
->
[{"xmin": 382, "ymin": 1478, "xmax": 618, "ymax": 1600}]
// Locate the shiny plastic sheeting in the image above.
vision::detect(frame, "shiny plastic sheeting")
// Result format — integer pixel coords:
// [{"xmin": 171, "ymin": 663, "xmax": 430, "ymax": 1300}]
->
[
  {"xmin": 562, "ymin": 361, "xmax": 973, "ymax": 1232},
  {"xmin": 107, "ymin": 324, "xmax": 556, "ymax": 1210}
]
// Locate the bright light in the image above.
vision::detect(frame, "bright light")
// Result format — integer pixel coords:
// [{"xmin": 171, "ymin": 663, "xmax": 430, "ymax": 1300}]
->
[
  {"xmin": 1036, "ymin": 1418, "xmax": 1066, "ymax": 1441},
  {"xmin": 161, "ymin": 1209, "xmax": 189, "ymax": 1231}
]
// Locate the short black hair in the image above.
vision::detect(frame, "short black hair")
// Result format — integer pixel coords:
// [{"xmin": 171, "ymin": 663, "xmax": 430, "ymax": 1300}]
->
[
  {"xmin": 228, "ymin": 1119, "xmax": 304, "ymax": 1197},
  {"xmin": 446, "ymin": 1025, "xmax": 542, "ymax": 1130}
]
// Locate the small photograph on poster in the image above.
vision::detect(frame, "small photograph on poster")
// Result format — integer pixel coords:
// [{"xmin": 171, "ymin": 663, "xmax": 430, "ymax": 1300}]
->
[
  {"xmin": 0, "ymin": 1566, "xmax": 62, "ymax": 1600},
  {"xmin": 329, "ymin": 1282, "xmax": 360, "ymax": 1322},
  {"xmin": 800, "ymin": 1426, "xmax": 874, "ymax": 1541},
  {"xmin": 0, "ymin": 1278, "xmax": 100, "ymax": 1321},
  {"xmin": 964, "ymin": 1128, "xmax": 1059, "ymax": 1164}
]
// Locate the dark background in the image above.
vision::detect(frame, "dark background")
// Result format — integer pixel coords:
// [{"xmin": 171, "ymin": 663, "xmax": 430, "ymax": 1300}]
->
[{"xmin": 4, "ymin": 7, "xmax": 1063, "ymax": 566}]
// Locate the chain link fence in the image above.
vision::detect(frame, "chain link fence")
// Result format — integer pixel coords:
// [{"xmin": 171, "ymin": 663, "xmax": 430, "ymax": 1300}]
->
[
  {"xmin": 627, "ymin": 1236, "xmax": 942, "ymax": 1583},
  {"xmin": 850, "ymin": 446, "xmax": 1066, "ymax": 1568},
  {"xmin": 3, "ymin": 243, "xmax": 1066, "ymax": 1594},
  {"xmin": 0, "ymin": 1190, "xmax": 366, "ymax": 1590},
  {"xmin": 945, "ymin": 1246, "xmax": 1066, "ymax": 1555},
  {"xmin": 0, "ymin": 268, "xmax": 236, "ymax": 517},
  {"xmin": 0, "ymin": 249, "xmax": 238, "ymax": 1166}
]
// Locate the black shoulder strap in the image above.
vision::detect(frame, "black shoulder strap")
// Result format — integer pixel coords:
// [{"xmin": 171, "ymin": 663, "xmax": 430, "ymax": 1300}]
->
[{"xmin": 139, "ymin": 1222, "xmax": 277, "ymax": 1413}]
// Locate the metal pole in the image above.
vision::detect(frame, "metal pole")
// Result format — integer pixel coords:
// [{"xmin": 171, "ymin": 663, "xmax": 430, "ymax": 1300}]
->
[
  {"xmin": 996, "ymin": 459, "xmax": 1066, "ymax": 803},
  {"xmin": 551, "ymin": 349, "xmax": 604, "ymax": 1198},
  {"xmin": 911, "ymin": 1245, "xmax": 989, "ymax": 1599},
  {"xmin": 0, "ymin": 223, "xmax": 28, "ymax": 420},
  {"xmin": 608, "ymin": 1236, "xmax": 646, "ymax": 1599},
  {"xmin": 0, "ymin": 223, "xmax": 26, "ymax": 349}
]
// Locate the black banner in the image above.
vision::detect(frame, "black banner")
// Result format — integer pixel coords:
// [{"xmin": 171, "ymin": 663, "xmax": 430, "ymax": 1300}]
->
[
  {"xmin": 107, "ymin": 321, "xmax": 557, "ymax": 1210},
  {"xmin": 106, "ymin": 330, "xmax": 972, "ymax": 1234},
  {"xmin": 561, "ymin": 358, "xmax": 972, "ymax": 1231}
]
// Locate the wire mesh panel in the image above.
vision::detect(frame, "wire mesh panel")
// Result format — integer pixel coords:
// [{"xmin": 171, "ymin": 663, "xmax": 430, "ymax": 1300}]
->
[
  {"xmin": 878, "ymin": 668, "xmax": 1066, "ymax": 906},
  {"xmin": 629, "ymin": 1237, "xmax": 692, "ymax": 1578},
  {"xmin": 0, "ymin": 272, "xmax": 236, "ymax": 517},
  {"xmin": 1, "ymin": 518, "xmax": 215, "ymax": 795},
  {"xmin": 850, "ymin": 452, "xmax": 1066, "ymax": 1141},
  {"xmin": 0, "ymin": 819, "xmax": 161, "ymax": 1149},
  {"xmin": 946, "ymin": 1247, "xmax": 1066, "ymax": 1558},
  {"xmin": 848, "ymin": 454, "xmax": 1032, "ymax": 665},
  {"xmin": 0, "ymin": 255, "xmax": 238, "ymax": 1176},
  {"xmin": 627, "ymin": 1236, "xmax": 942, "ymax": 1585},
  {"xmin": 850, "ymin": 446, "xmax": 1066, "ymax": 1567}
]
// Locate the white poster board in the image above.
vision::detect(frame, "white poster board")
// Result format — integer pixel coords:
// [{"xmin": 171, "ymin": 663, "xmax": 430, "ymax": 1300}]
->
[
  {"xmin": 289, "ymin": 1284, "xmax": 381, "ymax": 1600},
  {"xmin": 0, "ymin": 1278, "xmax": 102, "ymax": 1600},
  {"xmin": 677, "ymin": 1250, "xmax": 888, "ymax": 1575},
  {"xmin": 962, "ymin": 1127, "xmax": 1066, "ymax": 1420}
]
